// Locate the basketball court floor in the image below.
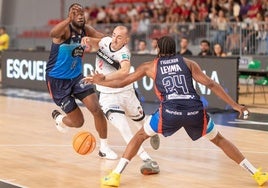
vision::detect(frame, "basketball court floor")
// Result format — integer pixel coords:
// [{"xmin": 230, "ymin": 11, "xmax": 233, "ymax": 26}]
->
[{"xmin": 0, "ymin": 87, "xmax": 267, "ymax": 188}]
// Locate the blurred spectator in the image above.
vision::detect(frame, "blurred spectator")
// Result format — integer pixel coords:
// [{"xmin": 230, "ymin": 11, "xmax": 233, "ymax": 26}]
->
[
  {"xmin": 96, "ymin": 6, "xmax": 108, "ymax": 24},
  {"xmin": 166, "ymin": 1, "xmax": 181, "ymax": 23},
  {"xmin": 247, "ymin": 0, "xmax": 262, "ymax": 20},
  {"xmin": 150, "ymin": 38, "xmax": 158, "ymax": 55},
  {"xmin": 130, "ymin": 13, "xmax": 150, "ymax": 51},
  {"xmin": 126, "ymin": 3, "xmax": 138, "ymax": 20},
  {"xmin": 225, "ymin": 17, "xmax": 241, "ymax": 55},
  {"xmin": 242, "ymin": 12, "xmax": 263, "ymax": 54},
  {"xmin": 198, "ymin": 39, "xmax": 213, "ymax": 56},
  {"xmin": 0, "ymin": 26, "xmax": 9, "ymax": 52},
  {"xmin": 264, "ymin": 12, "xmax": 268, "ymax": 54},
  {"xmin": 139, "ymin": 2, "xmax": 153, "ymax": 18},
  {"xmin": 177, "ymin": 37, "xmax": 193, "ymax": 56},
  {"xmin": 198, "ymin": 2, "xmax": 209, "ymax": 22},
  {"xmin": 137, "ymin": 40, "xmax": 150, "ymax": 54},
  {"xmin": 211, "ymin": 9, "xmax": 229, "ymax": 48},
  {"xmin": 187, "ymin": 12, "xmax": 199, "ymax": 45},
  {"xmin": 213, "ymin": 43, "xmax": 227, "ymax": 56},
  {"xmin": 239, "ymin": 0, "xmax": 250, "ymax": 19}
]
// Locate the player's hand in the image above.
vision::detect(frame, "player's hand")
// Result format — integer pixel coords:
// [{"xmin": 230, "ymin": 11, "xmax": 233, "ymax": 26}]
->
[
  {"xmin": 68, "ymin": 5, "xmax": 83, "ymax": 21},
  {"xmin": 82, "ymin": 71, "xmax": 105, "ymax": 85},
  {"xmin": 81, "ymin": 37, "xmax": 90, "ymax": 51},
  {"xmin": 235, "ymin": 105, "xmax": 249, "ymax": 119},
  {"xmin": 91, "ymin": 71, "xmax": 106, "ymax": 84},
  {"xmin": 81, "ymin": 37, "xmax": 90, "ymax": 46}
]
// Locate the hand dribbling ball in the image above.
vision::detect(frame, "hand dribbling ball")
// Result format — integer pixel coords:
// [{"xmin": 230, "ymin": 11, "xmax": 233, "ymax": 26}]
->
[{"xmin": 72, "ymin": 131, "xmax": 96, "ymax": 155}]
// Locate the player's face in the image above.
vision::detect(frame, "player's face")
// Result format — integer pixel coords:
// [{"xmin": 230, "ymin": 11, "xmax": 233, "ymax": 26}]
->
[
  {"xmin": 72, "ymin": 8, "xmax": 86, "ymax": 29},
  {"xmin": 111, "ymin": 28, "xmax": 128, "ymax": 51}
]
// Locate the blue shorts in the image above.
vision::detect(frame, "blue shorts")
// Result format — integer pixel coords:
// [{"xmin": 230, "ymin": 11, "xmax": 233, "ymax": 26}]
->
[
  {"xmin": 46, "ymin": 74, "xmax": 95, "ymax": 113},
  {"xmin": 144, "ymin": 101, "xmax": 211, "ymax": 141}
]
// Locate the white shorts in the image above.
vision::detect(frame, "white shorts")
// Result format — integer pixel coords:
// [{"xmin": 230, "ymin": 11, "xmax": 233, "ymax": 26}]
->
[{"xmin": 99, "ymin": 88, "xmax": 144, "ymax": 121}]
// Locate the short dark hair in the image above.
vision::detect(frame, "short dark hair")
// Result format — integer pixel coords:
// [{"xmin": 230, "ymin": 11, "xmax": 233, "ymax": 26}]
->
[
  {"xmin": 68, "ymin": 3, "xmax": 83, "ymax": 11},
  {"xmin": 157, "ymin": 36, "xmax": 176, "ymax": 57},
  {"xmin": 200, "ymin": 39, "xmax": 210, "ymax": 46}
]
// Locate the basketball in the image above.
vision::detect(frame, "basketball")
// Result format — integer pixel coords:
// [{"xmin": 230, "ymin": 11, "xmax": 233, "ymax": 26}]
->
[{"xmin": 72, "ymin": 131, "xmax": 96, "ymax": 155}]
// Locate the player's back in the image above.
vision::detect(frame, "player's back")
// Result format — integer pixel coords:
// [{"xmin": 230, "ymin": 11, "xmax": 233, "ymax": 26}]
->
[{"xmin": 154, "ymin": 54, "xmax": 203, "ymax": 111}]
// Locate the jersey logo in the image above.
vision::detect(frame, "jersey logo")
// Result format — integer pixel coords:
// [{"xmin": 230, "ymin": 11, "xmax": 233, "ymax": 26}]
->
[
  {"xmin": 122, "ymin": 54, "xmax": 129, "ymax": 60},
  {"xmin": 72, "ymin": 46, "xmax": 84, "ymax": 57},
  {"xmin": 97, "ymin": 49, "xmax": 120, "ymax": 70}
]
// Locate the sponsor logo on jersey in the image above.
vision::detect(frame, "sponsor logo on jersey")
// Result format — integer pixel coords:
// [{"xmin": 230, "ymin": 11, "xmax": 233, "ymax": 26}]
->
[
  {"xmin": 72, "ymin": 46, "xmax": 84, "ymax": 57},
  {"xmin": 122, "ymin": 54, "xmax": 129, "ymax": 60}
]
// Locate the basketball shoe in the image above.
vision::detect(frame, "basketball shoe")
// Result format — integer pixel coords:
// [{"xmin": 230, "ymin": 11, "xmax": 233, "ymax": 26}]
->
[
  {"xmin": 140, "ymin": 159, "xmax": 160, "ymax": 175},
  {"xmin": 253, "ymin": 168, "xmax": 268, "ymax": 186},
  {"xmin": 98, "ymin": 147, "xmax": 118, "ymax": 160},
  {"xmin": 150, "ymin": 134, "xmax": 160, "ymax": 150},
  {"xmin": 101, "ymin": 171, "xmax": 121, "ymax": 187},
  {"xmin": 52, "ymin": 110, "xmax": 69, "ymax": 133}
]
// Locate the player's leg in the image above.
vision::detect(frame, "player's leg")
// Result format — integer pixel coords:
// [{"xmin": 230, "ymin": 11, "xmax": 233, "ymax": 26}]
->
[
  {"xmin": 205, "ymin": 117, "xmax": 268, "ymax": 186},
  {"xmin": 70, "ymin": 75, "xmax": 117, "ymax": 160},
  {"xmin": 52, "ymin": 106, "xmax": 84, "ymax": 127},
  {"xmin": 125, "ymin": 89, "xmax": 160, "ymax": 150},
  {"xmin": 101, "ymin": 112, "xmax": 160, "ymax": 187},
  {"xmin": 47, "ymin": 76, "xmax": 85, "ymax": 132},
  {"xmin": 81, "ymin": 92, "xmax": 118, "ymax": 160},
  {"xmin": 107, "ymin": 112, "xmax": 151, "ymax": 160}
]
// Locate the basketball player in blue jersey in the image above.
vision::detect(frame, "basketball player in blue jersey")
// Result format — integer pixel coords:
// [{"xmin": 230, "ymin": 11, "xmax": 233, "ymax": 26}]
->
[
  {"xmin": 45, "ymin": 3, "xmax": 117, "ymax": 160},
  {"xmin": 84, "ymin": 36, "xmax": 268, "ymax": 187},
  {"xmin": 81, "ymin": 25, "xmax": 160, "ymax": 175}
]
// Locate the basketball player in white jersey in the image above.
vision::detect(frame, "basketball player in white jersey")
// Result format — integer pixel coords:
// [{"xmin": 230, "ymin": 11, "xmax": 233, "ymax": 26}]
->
[{"xmin": 81, "ymin": 26, "xmax": 160, "ymax": 174}]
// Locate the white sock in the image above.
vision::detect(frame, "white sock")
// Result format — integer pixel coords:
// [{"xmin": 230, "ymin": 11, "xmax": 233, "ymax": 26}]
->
[
  {"xmin": 55, "ymin": 114, "xmax": 64, "ymax": 126},
  {"xmin": 113, "ymin": 158, "xmax": 130, "ymax": 174},
  {"xmin": 239, "ymin": 158, "xmax": 257, "ymax": 175},
  {"xmin": 100, "ymin": 138, "xmax": 108, "ymax": 150},
  {"xmin": 137, "ymin": 150, "xmax": 151, "ymax": 161}
]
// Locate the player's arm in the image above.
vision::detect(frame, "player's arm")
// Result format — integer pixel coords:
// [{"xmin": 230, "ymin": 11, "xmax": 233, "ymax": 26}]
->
[
  {"xmin": 104, "ymin": 60, "xmax": 131, "ymax": 81},
  {"xmin": 49, "ymin": 5, "xmax": 82, "ymax": 43},
  {"xmin": 184, "ymin": 58, "xmax": 248, "ymax": 117},
  {"xmin": 85, "ymin": 25, "xmax": 105, "ymax": 38},
  {"xmin": 81, "ymin": 37, "xmax": 101, "ymax": 51},
  {"xmin": 86, "ymin": 61, "xmax": 153, "ymax": 88},
  {"xmin": 49, "ymin": 18, "xmax": 70, "ymax": 40}
]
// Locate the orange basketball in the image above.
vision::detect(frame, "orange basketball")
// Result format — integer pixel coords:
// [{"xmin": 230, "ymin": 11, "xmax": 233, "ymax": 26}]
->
[{"xmin": 72, "ymin": 131, "xmax": 96, "ymax": 155}]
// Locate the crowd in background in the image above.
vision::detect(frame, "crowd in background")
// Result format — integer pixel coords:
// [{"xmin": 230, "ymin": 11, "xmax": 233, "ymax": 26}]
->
[{"xmin": 82, "ymin": 0, "xmax": 268, "ymax": 55}]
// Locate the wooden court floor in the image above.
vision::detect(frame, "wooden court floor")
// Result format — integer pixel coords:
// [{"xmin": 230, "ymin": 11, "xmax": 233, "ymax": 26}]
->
[{"xmin": 0, "ymin": 91, "xmax": 268, "ymax": 188}]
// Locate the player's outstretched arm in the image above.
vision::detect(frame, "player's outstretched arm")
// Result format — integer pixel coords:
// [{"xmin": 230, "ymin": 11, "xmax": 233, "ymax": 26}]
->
[
  {"xmin": 81, "ymin": 37, "xmax": 101, "ymax": 51},
  {"xmin": 84, "ymin": 61, "xmax": 153, "ymax": 88},
  {"xmin": 185, "ymin": 58, "xmax": 249, "ymax": 118}
]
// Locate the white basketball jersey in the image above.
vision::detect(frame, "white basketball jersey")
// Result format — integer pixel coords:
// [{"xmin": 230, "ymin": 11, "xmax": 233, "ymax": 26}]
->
[{"xmin": 95, "ymin": 37, "xmax": 133, "ymax": 93}]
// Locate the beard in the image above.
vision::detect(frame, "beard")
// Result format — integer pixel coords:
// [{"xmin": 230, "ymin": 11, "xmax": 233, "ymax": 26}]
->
[{"xmin": 72, "ymin": 20, "xmax": 85, "ymax": 29}]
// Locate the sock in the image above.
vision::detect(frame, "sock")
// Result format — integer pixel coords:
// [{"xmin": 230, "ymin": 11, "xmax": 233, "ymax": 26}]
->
[
  {"xmin": 113, "ymin": 158, "xmax": 130, "ymax": 174},
  {"xmin": 138, "ymin": 150, "xmax": 151, "ymax": 161},
  {"xmin": 55, "ymin": 114, "xmax": 64, "ymax": 126},
  {"xmin": 100, "ymin": 138, "xmax": 108, "ymax": 150},
  {"xmin": 239, "ymin": 158, "xmax": 257, "ymax": 175}
]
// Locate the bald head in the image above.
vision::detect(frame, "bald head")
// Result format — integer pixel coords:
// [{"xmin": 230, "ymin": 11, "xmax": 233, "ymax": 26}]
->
[
  {"xmin": 111, "ymin": 25, "xmax": 129, "ymax": 51},
  {"xmin": 113, "ymin": 26, "xmax": 129, "ymax": 37}
]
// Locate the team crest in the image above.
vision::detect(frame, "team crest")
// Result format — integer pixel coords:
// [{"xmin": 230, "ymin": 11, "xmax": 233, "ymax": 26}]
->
[{"xmin": 122, "ymin": 54, "xmax": 129, "ymax": 60}]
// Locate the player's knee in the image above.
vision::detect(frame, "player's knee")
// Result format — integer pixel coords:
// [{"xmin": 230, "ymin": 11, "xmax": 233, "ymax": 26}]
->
[
  {"xmin": 204, "ymin": 118, "xmax": 218, "ymax": 140},
  {"xmin": 136, "ymin": 128, "xmax": 150, "ymax": 141},
  {"xmin": 89, "ymin": 106, "xmax": 103, "ymax": 117},
  {"xmin": 70, "ymin": 117, "xmax": 84, "ymax": 128},
  {"xmin": 209, "ymin": 132, "xmax": 223, "ymax": 146}
]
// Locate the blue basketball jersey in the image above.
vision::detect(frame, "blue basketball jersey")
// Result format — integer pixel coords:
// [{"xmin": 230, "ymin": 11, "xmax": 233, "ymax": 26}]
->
[{"xmin": 46, "ymin": 25, "xmax": 85, "ymax": 79}]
